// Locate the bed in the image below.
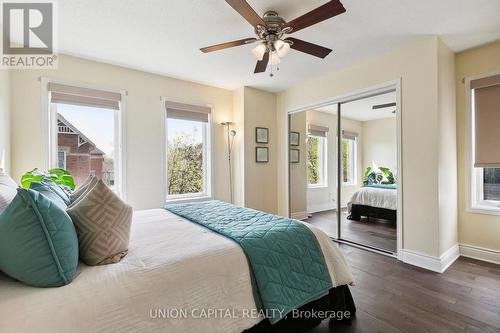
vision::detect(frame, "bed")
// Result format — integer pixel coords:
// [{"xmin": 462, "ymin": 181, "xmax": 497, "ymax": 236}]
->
[
  {"xmin": 0, "ymin": 208, "xmax": 355, "ymax": 333},
  {"xmin": 347, "ymin": 184, "xmax": 397, "ymax": 223}
]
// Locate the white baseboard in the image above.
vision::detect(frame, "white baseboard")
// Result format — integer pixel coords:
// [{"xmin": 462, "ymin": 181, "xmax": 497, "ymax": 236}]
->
[
  {"xmin": 441, "ymin": 244, "xmax": 461, "ymax": 272},
  {"xmin": 307, "ymin": 203, "xmax": 336, "ymax": 214},
  {"xmin": 459, "ymin": 244, "xmax": 500, "ymax": 265},
  {"xmin": 400, "ymin": 245, "xmax": 460, "ymax": 273},
  {"xmin": 291, "ymin": 211, "xmax": 308, "ymax": 221}
]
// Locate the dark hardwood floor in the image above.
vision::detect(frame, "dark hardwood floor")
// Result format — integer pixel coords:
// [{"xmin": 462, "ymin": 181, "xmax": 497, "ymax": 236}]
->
[
  {"xmin": 309, "ymin": 245, "xmax": 500, "ymax": 333},
  {"xmin": 307, "ymin": 210, "xmax": 397, "ymax": 253}
]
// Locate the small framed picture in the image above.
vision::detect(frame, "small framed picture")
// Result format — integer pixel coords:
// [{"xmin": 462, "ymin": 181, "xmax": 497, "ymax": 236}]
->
[
  {"xmin": 290, "ymin": 149, "xmax": 300, "ymax": 163},
  {"xmin": 290, "ymin": 132, "xmax": 300, "ymax": 146},
  {"xmin": 256, "ymin": 147, "xmax": 269, "ymax": 163},
  {"xmin": 255, "ymin": 127, "xmax": 269, "ymax": 144}
]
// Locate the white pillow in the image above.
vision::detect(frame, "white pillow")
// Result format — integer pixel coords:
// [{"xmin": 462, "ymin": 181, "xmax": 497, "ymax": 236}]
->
[{"xmin": 0, "ymin": 172, "xmax": 18, "ymax": 214}]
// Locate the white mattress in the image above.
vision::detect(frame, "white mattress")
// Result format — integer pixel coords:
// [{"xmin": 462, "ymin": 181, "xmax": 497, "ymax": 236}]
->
[
  {"xmin": 0, "ymin": 209, "xmax": 353, "ymax": 333},
  {"xmin": 348, "ymin": 186, "xmax": 398, "ymax": 211}
]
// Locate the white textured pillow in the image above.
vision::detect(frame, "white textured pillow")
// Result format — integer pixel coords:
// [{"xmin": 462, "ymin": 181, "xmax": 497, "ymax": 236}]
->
[{"xmin": 0, "ymin": 172, "xmax": 18, "ymax": 214}]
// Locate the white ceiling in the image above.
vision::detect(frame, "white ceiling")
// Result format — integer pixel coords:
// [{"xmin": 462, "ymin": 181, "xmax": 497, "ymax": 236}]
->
[
  {"xmin": 57, "ymin": 0, "xmax": 500, "ymax": 92},
  {"xmin": 316, "ymin": 91, "xmax": 396, "ymax": 121}
]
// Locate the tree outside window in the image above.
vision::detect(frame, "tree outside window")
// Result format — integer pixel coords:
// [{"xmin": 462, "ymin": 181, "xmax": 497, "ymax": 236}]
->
[{"xmin": 307, "ymin": 135, "xmax": 326, "ymax": 187}]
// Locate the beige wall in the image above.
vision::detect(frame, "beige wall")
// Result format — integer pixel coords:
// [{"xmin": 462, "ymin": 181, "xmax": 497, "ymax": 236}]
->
[
  {"xmin": 242, "ymin": 87, "xmax": 277, "ymax": 214},
  {"xmin": 456, "ymin": 41, "xmax": 500, "ymax": 251},
  {"xmin": 289, "ymin": 111, "xmax": 307, "ymax": 217},
  {"xmin": 362, "ymin": 117, "xmax": 397, "ymax": 173},
  {"xmin": 10, "ymin": 54, "xmax": 234, "ymax": 210},
  {"xmin": 0, "ymin": 70, "xmax": 10, "ymax": 173},
  {"xmin": 437, "ymin": 40, "xmax": 458, "ymax": 254},
  {"xmin": 232, "ymin": 87, "xmax": 245, "ymax": 206},
  {"xmin": 277, "ymin": 36, "xmax": 454, "ymax": 257}
]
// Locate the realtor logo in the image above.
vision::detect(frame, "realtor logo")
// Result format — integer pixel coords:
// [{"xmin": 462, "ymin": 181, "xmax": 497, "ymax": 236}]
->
[{"xmin": 1, "ymin": 0, "xmax": 57, "ymax": 68}]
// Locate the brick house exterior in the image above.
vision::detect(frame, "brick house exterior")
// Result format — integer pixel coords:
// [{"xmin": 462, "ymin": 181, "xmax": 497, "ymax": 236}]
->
[{"xmin": 57, "ymin": 114, "xmax": 105, "ymax": 187}]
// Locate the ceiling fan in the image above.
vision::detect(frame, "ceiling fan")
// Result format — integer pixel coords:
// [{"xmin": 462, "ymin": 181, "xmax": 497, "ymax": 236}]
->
[{"xmin": 200, "ymin": 0, "xmax": 346, "ymax": 76}]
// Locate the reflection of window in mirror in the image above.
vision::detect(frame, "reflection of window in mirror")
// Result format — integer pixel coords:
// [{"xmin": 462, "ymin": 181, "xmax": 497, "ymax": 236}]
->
[
  {"xmin": 307, "ymin": 135, "xmax": 327, "ymax": 187},
  {"xmin": 342, "ymin": 137, "xmax": 357, "ymax": 185}
]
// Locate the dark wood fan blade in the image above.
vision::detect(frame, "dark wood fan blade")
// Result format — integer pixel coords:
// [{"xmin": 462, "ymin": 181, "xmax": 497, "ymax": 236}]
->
[
  {"xmin": 200, "ymin": 38, "xmax": 257, "ymax": 53},
  {"xmin": 254, "ymin": 52, "xmax": 269, "ymax": 73},
  {"xmin": 286, "ymin": 0, "xmax": 346, "ymax": 33},
  {"xmin": 225, "ymin": 0, "xmax": 266, "ymax": 27},
  {"xmin": 286, "ymin": 38, "xmax": 332, "ymax": 59}
]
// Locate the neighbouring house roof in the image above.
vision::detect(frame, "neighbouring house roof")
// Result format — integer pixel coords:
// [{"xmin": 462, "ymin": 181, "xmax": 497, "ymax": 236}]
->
[{"xmin": 57, "ymin": 114, "xmax": 105, "ymax": 155}]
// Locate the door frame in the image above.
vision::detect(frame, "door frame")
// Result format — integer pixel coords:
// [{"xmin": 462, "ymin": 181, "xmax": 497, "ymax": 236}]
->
[{"xmin": 286, "ymin": 79, "xmax": 403, "ymax": 259}]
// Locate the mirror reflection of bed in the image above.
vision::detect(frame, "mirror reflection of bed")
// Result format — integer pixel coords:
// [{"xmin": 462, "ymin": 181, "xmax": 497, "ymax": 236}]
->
[{"xmin": 289, "ymin": 89, "xmax": 398, "ymax": 254}]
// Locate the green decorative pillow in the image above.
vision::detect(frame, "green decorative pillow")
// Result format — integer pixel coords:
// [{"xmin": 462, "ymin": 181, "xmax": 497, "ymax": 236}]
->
[
  {"xmin": 41, "ymin": 179, "xmax": 71, "ymax": 205},
  {"xmin": 29, "ymin": 181, "xmax": 68, "ymax": 210},
  {"xmin": 0, "ymin": 188, "xmax": 79, "ymax": 287}
]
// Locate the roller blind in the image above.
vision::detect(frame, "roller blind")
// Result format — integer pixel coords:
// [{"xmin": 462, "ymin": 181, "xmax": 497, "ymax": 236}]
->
[
  {"xmin": 471, "ymin": 74, "xmax": 500, "ymax": 168},
  {"xmin": 165, "ymin": 101, "xmax": 210, "ymax": 123},
  {"xmin": 48, "ymin": 82, "xmax": 121, "ymax": 110},
  {"xmin": 308, "ymin": 124, "xmax": 329, "ymax": 137},
  {"xmin": 342, "ymin": 130, "xmax": 358, "ymax": 140}
]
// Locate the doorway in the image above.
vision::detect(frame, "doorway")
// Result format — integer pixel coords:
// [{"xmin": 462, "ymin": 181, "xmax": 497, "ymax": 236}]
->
[{"xmin": 288, "ymin": 81, "xmax": 402, "ymax": 256}]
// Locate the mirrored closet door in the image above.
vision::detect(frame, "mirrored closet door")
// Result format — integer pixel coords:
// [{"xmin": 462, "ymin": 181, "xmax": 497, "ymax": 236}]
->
[
  {"xmin": 339, "ymin": 91, "xmax": 398, "ymax": 254},
  {"xmin": 289, "ymin": 86, "xmax": 400, "ymax": 255}
]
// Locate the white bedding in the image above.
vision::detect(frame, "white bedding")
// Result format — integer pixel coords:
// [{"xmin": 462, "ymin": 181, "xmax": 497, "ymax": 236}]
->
[
  {"xmin": 348, "ymin": 186, "xmax": 398, "ymax": 211},
  {"xmin": 0, "ymin": 209, "xmax": 353, "ymax": 333}
]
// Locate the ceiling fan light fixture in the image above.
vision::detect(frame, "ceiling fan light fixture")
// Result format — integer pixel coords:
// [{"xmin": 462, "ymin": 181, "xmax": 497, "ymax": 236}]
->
[
  {"xmin": 252, "ymin": 43, "xmax": 267, "ymax": 61},
  {"xmin": 270, "ymin": 51, "xmax": 280, "ymax": 65},
  {"xmin": 275, "ymin": 40, "xmax": 290, "ymax": 58}
]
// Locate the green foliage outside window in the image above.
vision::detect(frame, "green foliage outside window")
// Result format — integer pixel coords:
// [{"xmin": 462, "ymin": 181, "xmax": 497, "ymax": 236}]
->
[
  {"xmin": 342, "ymin": 139, "xmax": 350, "ymax": 183},
  {"xmin": 307, "ymin": 136, "xmax": 319, "ymax": 184},
  {"xmin": 167, "ymin": 133, "xmax": 203, "ymax": 195}
]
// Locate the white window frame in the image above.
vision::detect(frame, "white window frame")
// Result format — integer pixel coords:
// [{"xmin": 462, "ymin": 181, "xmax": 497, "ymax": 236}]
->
[
  {"xmin": 161, "ymin": 98, "xmax": 213, "ymax": 204},
  {"xmin": 41, "ymin": 77, "xmax": 127, "ymax": 199},
  {"xmin": 465, "ymin": 70, "xmax": 500, "ymax": 215},
  {"xmin": 307, "ymin": 134, "xmax": 328, "ymax": 189},
  {"xmin": 342, "ymin": 137, "xmax": 357, "ymax": 186}
]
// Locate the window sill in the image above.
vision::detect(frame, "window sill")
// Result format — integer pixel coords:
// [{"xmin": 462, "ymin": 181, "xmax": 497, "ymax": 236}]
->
[
  {"xmin": 468, "ymin": 203, "xmax": 500, "ymax": 216},
  {"xmin": 308, "ymin": 185, "xmax": 328, "ymax": 190},
  {"xmin": 165, "ymin": 195, "xmax": 213, "ymax": 205}
]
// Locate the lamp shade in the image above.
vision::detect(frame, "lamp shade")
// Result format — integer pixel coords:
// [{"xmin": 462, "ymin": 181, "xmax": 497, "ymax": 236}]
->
[
  {"xmin": 275, "ymin": 40, "xmax": 290, "ymax": 58},
  {"xmin": 270, "ymin": 52, "xmax": 280, "ymax": 65},
  {"xmin": 252, "ymin": 43, "xmax": 267, "ymax": 61}
]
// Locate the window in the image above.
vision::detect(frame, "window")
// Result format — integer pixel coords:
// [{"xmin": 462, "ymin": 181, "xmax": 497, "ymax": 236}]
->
[
  {"xmin": 467, "ymin": 72, "xmax": 500, "ymax": 214},
  {"xmin": 307, "ymin": 135, "xmax": 327, "ymax": 187},
  {"xmin": 483, "ymin": 168, "xmax": 500, "ymax": 201},
  {"xmin": 342, "ymin": 137, "xmax": 357, "ymax": 185},
  {"xmin": 57, "ymin": 151, "xmax": 66, "ymax": 169},
  {"xmin": 165, "ymin": 101, "xmax": 211, "ymax": 202},
  {"xmin": 46, "ymin": 81, "xmax": 124, "ymax": 197}
]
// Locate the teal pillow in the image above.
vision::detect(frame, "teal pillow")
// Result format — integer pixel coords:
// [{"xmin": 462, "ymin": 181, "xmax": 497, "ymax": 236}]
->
[
  {"xmin": 41, "ymin": 179, "xmax": 71, "ymax": 205},
  {"xmin": 0, "ymin": 188, "xmax": 78, "ymax": 287},
  {"xmin": 29, "ymin": 181, "xmax": 67, "ymax": 210}
]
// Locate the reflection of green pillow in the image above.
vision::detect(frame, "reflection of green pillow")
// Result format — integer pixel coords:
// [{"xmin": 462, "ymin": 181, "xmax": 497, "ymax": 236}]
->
[
  {"xmin": 41, "ymin": 179, "xmax": 71, "ymax": 205},
  {"xmin": 29, "ymin": 181, "xmax": 67, "ymax": 210},
  {"xmin": 0, "ymin": 189, "xmax": 78, "ymax": 287}
]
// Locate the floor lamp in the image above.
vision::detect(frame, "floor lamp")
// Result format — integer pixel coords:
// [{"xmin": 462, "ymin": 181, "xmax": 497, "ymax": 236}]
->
[{"xmin": 221, "ymin": 122, "xmax": 236, "ymax": 203}]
